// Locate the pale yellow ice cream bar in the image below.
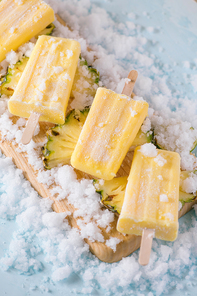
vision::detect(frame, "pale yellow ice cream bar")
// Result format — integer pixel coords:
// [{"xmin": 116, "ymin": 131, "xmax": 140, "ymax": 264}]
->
[
  {"xmin": 117, "ymin": 146, "xmax": 180, "ymax": 241},
  {"xmin": 71, "ymin": 87, "xmax": 149, "ymax": 180},
  {"xmin": 8, "ymin": 35, "xmax": 81, "ymax": 124},
  {"xmin": 0, "ymin": 0, "xmax": 55, "ymax": 63}
]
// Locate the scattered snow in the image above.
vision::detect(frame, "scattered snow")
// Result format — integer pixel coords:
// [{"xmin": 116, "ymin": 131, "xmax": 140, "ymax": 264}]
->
[
  {"xmin": 63, "ymin": 73, "xmax": 71, "ymax": 80},
  {"xmin": 51, "ymin": 265, "xmax": 72, "ymax": 281},
  {"xmin": 141, "ymin": 117, "xmax": 151, "ymax": 133},
  {"xmin": 53, "ymin": 66, "xmax": 64, "ymax": 74},
  {"xmin": 159, "ymin": 194, "xmax": 169, "ymax": 202},
  {"xmin": 5, "ymin": 50, "xmax": 19, "ymax": 67},
  {"xmin": 154, "ymin": 154, "xmax": 167, "ymax": 167},
  {"xmin": 66, "ymin": 49, "xmax": 73, "ymax": 58},
  {"xmin": 140, "ymin": 143, "xmax": 158, "ymax": 157},
  {"xmin": 130, "ymin": 107, "xmax": 137, "ymax": 117},
  {"xmin": 5, "ymin": 42, "xmax": 35, "ymax": 67},
  {"xmin": 38, "ymin": 80, "xmax": 46, "ymax": 92},
  {"xmin": 105, "ymin": 237, "xmax": 121, "ymax": 252}
]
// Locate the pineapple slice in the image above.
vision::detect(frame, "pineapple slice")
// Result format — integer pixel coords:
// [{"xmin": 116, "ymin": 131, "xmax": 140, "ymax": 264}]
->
[
  {"xmin": 42, "ymin": 108, "xmax": 89, "ymax": 169},
  {"xmin": 179, "ymin": 191, "xmax": 196, "ymax": 207},
  {"xmin": 129, "ymin": 129, "xmax": 153, "ymax": 151},
  {"xmin": 94, "ymin": 172, "xmax": 197, "ymax": 214},
  {"xmin": 34, "ymin": 23, "xmax": 55, "ymax": 38},
  {"xmin": 93, "ymin": 177, "xmax": 127, "ymax": 214},
  {"xmin": 179, "ymin": 170, "xmax": 197, "ymax": 206},
  {"xmin": 0, "ymin": 56, "xmax": 29, "ymax": 96}
]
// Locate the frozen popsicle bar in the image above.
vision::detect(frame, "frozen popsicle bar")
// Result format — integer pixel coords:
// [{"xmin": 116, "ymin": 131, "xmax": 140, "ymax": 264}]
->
[
  {"xmin": 71, "ymin": 87, "xmax": 149, "ymax": 180},
  {"xmin": 8, "ymin": 35, "xmax": 81, "ymax": 124},
  {"xmin": 117, "ymin": 145, "xmax": 180, "ymax": 241},
  {"xmin": 0, "ymin": 0, "xmax": 54, "ymax": 63}
]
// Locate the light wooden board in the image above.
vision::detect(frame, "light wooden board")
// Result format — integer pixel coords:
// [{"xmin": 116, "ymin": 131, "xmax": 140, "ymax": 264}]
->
[{"xmin": 0, "ymin": 15, "xmax": 196, "ymax": 263}]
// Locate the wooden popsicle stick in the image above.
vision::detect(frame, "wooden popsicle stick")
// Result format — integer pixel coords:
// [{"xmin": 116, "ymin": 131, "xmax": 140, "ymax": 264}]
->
[
  {"xmin": 121, "ymin": 70, "xmax": 138, "ymax": 96},
  {"xmin": 21, "ymin": 112, "xmax": 41, "ymax": 145},
  {"xmin": 138, "ymin": 228, "xmax": 155, "ymax": 266}
]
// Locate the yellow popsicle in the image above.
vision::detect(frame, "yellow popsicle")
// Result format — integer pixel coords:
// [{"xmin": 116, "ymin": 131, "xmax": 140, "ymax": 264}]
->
[
  {"xmin": 0, "ymin": 0, "xmax": 55, "ymax": 63},
  {"xmin": 117, "ymin": 145, "xmax": 180, "ymax": 241},
  {"xmin": 71, "ymin": 87, "xmax": 149, "ymax": 180},
  {"xmin": 8, "ymin": 35, "xmax": 81, "ymax": 124}
]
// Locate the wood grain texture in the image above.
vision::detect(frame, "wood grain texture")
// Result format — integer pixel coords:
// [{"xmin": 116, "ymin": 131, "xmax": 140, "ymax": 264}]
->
[{"xmin": 0, "ymin": 15, "xmax": 196, "ymax": 263}]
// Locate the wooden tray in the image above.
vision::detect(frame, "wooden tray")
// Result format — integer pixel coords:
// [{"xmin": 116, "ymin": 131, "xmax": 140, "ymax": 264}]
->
[{"xmin": 0, "ymin": 15, "xmax": 196, "ymax": 263}]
